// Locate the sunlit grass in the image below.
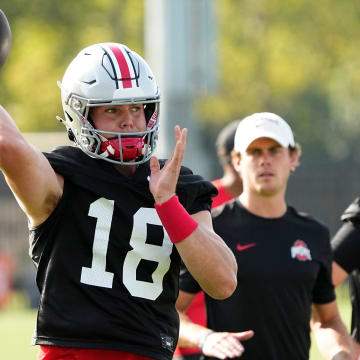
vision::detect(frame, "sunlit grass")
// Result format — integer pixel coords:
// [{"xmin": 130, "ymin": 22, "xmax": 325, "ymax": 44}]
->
[
  {"xmin": 0, "ymin": 286, "xmax": 352, "ymax": 360},
  {"xmin": 0, "ymin": 292, "xmax": 38, "ymax": 360}
]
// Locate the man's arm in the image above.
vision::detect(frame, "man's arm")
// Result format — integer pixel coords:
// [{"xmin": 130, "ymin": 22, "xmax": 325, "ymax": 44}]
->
[
  {"xmin": 176, "ymin": 291, "xmax": 212, "ymax": 348},
  {"xmin": 0, "ymin": 105, "xmax": 63, "ymax": 226},
  {"xmin": 311, "ymin": 301, "xmax": 353, "ymax": 360},
  {"xmin": 150, "ymin": 126, "xmax": 237, "ymax": 299},
  {"xmin": 176, "ymin": 290, "xmax": 254, "ymax": 359},
  {"xmin": 332, "ymin": 262, "xmax": 360, "ymax": 359},
  {"xmin": 332, "ymin": 262, "xmax": 349, "ymax": 287}
]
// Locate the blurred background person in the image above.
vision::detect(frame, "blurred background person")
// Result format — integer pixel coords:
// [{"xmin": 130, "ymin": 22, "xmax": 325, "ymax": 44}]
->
[
  {"xmin": 174, "ymin": 119, "xmax": 243, "ymax": 360},
  {"xmin": 176, "ymin": 112, "xmax": 353, "ymax": 360},
  {"xmin": 211, "ymin": 119, "xmax": 243, "ymax": 208},
  {"xmin": 331, "ymin": 197, "xmax": 360, "ymax": 358}
]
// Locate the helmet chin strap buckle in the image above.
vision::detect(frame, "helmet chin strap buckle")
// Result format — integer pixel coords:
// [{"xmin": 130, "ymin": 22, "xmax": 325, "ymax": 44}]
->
[
  {"xmin": 106, "ymin": 144, "xmax": 116, "ymax": 155},
  {"xmin": 99, "ymin": 144, "xmax": 115, "ymax": 158}
]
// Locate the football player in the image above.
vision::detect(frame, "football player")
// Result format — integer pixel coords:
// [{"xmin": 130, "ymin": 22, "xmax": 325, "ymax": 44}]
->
[
  {"xmin": 331, "ymin": 198, "xmax": 360, "ymax": 358},
  {"xmin": 0, "ymin": 42, "xmax": 238, "ymax": 360}
]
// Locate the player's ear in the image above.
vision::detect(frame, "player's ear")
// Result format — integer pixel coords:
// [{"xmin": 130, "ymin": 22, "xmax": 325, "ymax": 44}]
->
[
  {"xmin": 289, "ymin": 143, "xmax": 302, "ymax": 172},
  {"xmin": 289, "ymin": 146, "xmax": 300, "ymax": 172},
  {"xmin": 231, "ymin": 151, "xmax": 241, "ymax": 172}
]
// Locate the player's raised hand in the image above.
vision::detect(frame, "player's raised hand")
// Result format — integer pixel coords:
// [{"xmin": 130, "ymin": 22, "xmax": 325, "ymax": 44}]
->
[
  {"xmin": 201, "ymin": 330, "xmax": 254, "ymax": 359},
  {"xmin": 149, "ymin": 125, "xmax": 187, "ymax": 204}
]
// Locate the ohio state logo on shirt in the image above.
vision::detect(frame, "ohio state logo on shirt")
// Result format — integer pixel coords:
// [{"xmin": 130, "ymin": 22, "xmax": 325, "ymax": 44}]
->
[{"xmin": 290, "ymin": 240, "xmax": 312, "ymax": 261}]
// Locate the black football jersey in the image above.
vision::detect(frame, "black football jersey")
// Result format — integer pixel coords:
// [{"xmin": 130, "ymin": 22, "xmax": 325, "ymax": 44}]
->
[
  {"xmin": 332, "ymin": 197, "xmax": 360, "ymax": 342},
  {"xmin": 180, "ymin": 199, "xmax": 335, "ymax": 360},
  {"xmin": 29, "ymin": 146, "xmax": 216, "ymax": 360}
]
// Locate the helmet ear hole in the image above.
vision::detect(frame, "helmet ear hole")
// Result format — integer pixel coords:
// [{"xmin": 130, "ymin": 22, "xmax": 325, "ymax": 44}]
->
[
  {"xmin": 144, "ymin": 103, "xmax": 155, "ymax": 124},
  {"xmin": 65, "ymin": 112, "xmax": 74, "ymax": 122},
  {"xmin": 67, "ymin": 129, "xmax": 76, "ymax": 142}
]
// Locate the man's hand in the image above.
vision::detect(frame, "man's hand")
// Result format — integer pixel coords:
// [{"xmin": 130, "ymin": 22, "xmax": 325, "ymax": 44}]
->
[
  {"xmin": 201, "ymin": 330, "xmax": 254, "ymax": 359},
  {"xmin": 352, "ymin": 338, "xmax": 360, "ymax": 360},
  {"xmin": 149, "ymin": 125, "xmax": 187, "ymax": 203}
]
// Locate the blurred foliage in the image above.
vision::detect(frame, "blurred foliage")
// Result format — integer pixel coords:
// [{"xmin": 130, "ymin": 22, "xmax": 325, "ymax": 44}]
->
[
  {"xmin": 197, "ymin": 0, "xmax": 360, "ymax": 161},
  {"xmin": 0, "ymin": 0, "xmax": 144, "ymax": 131},
  {"xmin": 1, "ymin": 0, "xmax": 360, "ymax": 160}
]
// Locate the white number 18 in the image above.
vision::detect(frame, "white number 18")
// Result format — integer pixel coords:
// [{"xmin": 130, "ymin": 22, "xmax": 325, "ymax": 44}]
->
[{"xmin": 80, "ymin": 198, "xmax": 173, "ymax": 300}]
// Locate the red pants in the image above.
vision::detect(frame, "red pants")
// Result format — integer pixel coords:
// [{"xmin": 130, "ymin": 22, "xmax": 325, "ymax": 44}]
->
[{"xmin": 38, "ymin": 346, "xmax": 154, "ymax": 360}]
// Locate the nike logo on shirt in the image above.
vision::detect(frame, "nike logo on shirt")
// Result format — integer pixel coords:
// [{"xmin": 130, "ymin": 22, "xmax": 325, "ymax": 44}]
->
[{"xmin": 236, "ymin": 243, "xmax": 256, "ymax": 251}]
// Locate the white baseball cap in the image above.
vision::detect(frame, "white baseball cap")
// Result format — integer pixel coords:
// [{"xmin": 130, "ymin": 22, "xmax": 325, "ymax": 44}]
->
[{"xmin": 234, "ymin": 112, "xmax": 295, "ymax": 154}]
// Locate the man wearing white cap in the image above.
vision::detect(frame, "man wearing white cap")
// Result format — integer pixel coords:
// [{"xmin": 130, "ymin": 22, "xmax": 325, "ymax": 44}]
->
[{"xmin": 176, "ymin": 112, "xmax": 353, "ymax": 359}]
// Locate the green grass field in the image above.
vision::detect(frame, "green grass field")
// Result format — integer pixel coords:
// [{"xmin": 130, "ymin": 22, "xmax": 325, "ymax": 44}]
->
[
  {"xmin": 0, "ymin": 286, "xmax": 353, "ymax": 360},
  {"xmin": 0, "ymin": 293, "xmax": 38, "ymax": 360}
]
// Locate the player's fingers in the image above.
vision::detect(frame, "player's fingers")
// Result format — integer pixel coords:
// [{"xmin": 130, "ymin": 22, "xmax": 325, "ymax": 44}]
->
[
  {"xmin": 179, "ymin": 127, "xmax": 187, "ymax": 148},
  {"xmin": 233, "ymin": 330, "xmax": 254, "ymax": 341},
  {"xmin": 174, "ymin": 125, "xmax": 181, "ymax": 142},
  {"xmin": 207, "ymin": 347, "xmax": 228, "ymax": 360},
  {"xmin": 149, "ymin": 156, "xmax": 160, "ymax": 174},
  {"xmin": 169, "ymin": 140, "xmax": 184, "ymax": 170},
  {"xmin": 219, "ymin": 335, "xmax": 245, "ymax": 357},
  {"xmin": 227, "ymin": 336, "xmax": 245, "ymax": 350},
  {"xmin": 179, "ymin": 129, "xmax": 187, "ymax": 158},
  {"xmin": 211, "ymin": 343, "xmax": 243, "ymax": 359},
  {"xmin": 163, "ymin": 126, "xmax": 182, "ymax": 168},
  {"xmin": 203, "ymin": 333, "xmax": 245, "ymax": 359}
]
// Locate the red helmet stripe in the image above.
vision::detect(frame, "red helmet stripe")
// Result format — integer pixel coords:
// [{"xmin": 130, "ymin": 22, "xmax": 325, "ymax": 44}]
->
[{"xmin": 110, "ymin": 45, "xmax": 132, "ymax": 88}]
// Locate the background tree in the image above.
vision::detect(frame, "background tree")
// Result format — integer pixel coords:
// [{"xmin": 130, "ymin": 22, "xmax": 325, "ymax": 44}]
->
[
  {"xmin": 0, "ymin": 0, "xmax": 144, "ymax": 131},
  {"xmin": 198, "ymin": 0, "xmax": 360, "ymax": 162}
]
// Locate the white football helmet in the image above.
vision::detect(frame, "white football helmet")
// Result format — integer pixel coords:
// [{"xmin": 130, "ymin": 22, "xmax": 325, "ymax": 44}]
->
[{"xmin": 57, "ymin": 42, "xmax": 160, "ymax": 165}]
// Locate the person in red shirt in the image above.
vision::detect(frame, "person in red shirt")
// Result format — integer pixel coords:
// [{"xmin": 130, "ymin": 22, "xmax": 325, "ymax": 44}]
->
[{"xmin": 174, "ymin": 120, "xmax": 243, "ymax": 360}]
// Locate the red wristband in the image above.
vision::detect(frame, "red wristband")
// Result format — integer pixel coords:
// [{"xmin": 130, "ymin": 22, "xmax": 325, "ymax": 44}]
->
[{"xmin": 155, "ymin": 195, "xmax": 199, "ymax": 243}]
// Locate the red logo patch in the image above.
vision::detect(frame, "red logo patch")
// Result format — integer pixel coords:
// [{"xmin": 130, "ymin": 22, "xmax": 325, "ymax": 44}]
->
[
  {"xmin": 290, "ymin": 240, "xmax": 312, "ymax": 261},
  {"xmin": 236, "ymin": 243, "xmax": 256, "ymax": 252}
]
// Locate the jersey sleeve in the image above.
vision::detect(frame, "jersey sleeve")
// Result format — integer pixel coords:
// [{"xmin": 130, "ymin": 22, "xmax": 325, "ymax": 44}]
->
[
  {"xmin": 312, "ymin": 228, "xmax": 336, "ymax": 304},
  {"xmin": 179, "ymin": 263, "xmax": 202, "ymax": 294},
  {"xmin": 331, "ymin": 198, "xmax": 360, "ymax": 274},
  {"xmin": 29, "ymin": 177, "xmax": 72, "ymax": 283},
  {"xmin": 211, "ymin": 179, "xmax": 233, "ymax": 209}
]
